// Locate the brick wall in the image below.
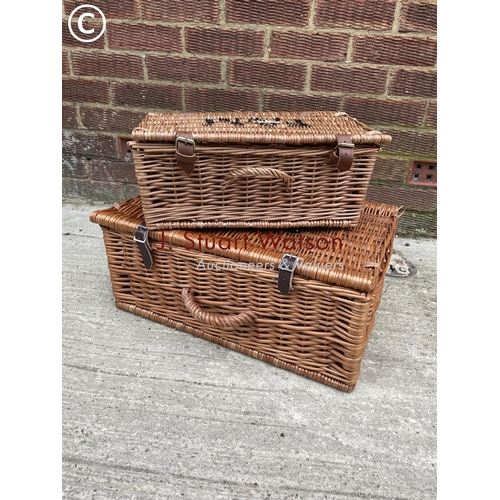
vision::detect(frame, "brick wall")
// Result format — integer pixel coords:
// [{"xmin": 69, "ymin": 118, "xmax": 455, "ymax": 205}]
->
[{"xmin": 62, "ymin": 0, "xmax": 437, "ymax": 237}]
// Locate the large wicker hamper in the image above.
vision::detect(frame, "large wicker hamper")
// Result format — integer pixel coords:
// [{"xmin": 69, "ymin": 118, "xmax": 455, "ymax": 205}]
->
[
  {"xmin": 90, "ymin": 196, "xmax": 399, "ymax": 392},
  {"xmin": 129, "ymin": 111, "xmax": 391, "ymax": 230}
]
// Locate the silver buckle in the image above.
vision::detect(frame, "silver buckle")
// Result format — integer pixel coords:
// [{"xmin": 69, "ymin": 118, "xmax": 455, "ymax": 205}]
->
[
  {"xmin": 133, "ymin": 225, "xmax": 148, "ymax": 244},
  {"xmin": 278, "ymin": 254, "xmax": 300, "ymax": 272}
]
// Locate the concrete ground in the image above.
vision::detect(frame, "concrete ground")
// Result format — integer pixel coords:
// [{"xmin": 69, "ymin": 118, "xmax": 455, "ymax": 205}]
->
[{"xmin": 62, "ymin": 203, "xmax": 437, "ymax": 500}]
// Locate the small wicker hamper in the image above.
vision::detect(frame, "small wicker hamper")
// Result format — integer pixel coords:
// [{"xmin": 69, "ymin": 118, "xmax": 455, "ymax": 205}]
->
[
  {"xmin": 128, "ymin": 111, "xmax": 391, "ymax": 230},
  {"xmin": 90, "ymin": 196, "xmax": 399, "ymax": 392}
]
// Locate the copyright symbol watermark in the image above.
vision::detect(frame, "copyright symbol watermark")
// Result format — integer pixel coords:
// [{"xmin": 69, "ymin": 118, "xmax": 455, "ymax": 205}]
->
[{"xmin": 68, "ymin": 4, "xmax": 106, "ymax": 43}]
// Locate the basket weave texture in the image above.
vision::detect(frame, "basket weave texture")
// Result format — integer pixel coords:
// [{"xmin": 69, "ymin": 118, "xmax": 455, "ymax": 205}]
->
[
  {"xmin": 129, "ymin": 111, "xmax": 392, "ymax": 230},
  {"xmin": 90, "ymin": 196, "xmax": 399, "ymax": 392}
]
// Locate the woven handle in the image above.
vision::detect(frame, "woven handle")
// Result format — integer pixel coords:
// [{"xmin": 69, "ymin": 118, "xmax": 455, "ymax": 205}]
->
[
  {"xmin": 223, "ymin": 167, "xmax": 292, "ymax": 191},
  {"xmin": 182, "ymin": 288, "xmax": 257, "ymax": 328}
]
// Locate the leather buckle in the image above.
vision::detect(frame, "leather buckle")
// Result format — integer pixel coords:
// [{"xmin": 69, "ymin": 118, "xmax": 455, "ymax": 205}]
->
[
  {"xmin": 329, "ymin": 135, "xmax": 354, "ymax": 172},
  {"xmin": 134, "ymin": 225, "xmax": 153, "ymax": 270},
  {"xmin": 133, "ymin": 224, "xmax": 148, "ymax": 244},
  {"xmin": 175, "ymin": 136, "xmax": 196, "ymax": 153},
  {"xmin": 278, "ymin": 254, "xmax": 299, "ymax": 272},
  {"xmin": 278, "ymin": 254, "xmax": 300, "ymax": 295},
  {"xmin": 175, "ymin": 132, "xmax": 197, "ymax": 175}
]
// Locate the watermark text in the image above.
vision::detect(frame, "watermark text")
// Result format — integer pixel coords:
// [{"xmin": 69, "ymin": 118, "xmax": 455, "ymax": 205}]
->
[
  {"xmin": 68, "ymin": 4, "xmax": 106, "ymax": 43},
  {"xmin": 156, "ymin": 230, "xmax": 342, "ymax": 253}
]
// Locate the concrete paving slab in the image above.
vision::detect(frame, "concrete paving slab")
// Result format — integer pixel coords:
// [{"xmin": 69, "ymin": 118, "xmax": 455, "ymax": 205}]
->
[{"xmin": 62, "ymin": 204, "xmax": 437, "ymax": 500}]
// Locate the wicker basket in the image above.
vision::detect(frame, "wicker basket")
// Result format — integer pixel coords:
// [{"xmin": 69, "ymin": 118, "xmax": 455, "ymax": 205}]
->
[
  {"xmin": 129, "ymin": 111, "xmax": 391, "ymax": 230},
  {"xmin": 90, "ymin": 196, "xmax": 399, "ymax": 392}
]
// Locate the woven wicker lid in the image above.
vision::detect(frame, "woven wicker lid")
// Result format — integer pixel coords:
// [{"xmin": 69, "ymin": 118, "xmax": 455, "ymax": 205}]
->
[
  {"xmin": 131, "ymin": 111, "xmax": 392, "ymax": 145},
  {"xmin": 90, "ymin": 197, "xmax": 399, "ymax": 293}
]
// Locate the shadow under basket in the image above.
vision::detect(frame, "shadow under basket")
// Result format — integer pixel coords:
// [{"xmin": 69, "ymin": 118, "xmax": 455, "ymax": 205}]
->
[
  {"xmin": 90, "ymin": 196, "xmax": 400, "ymax": 392},
  {"xmin": 129, "ymin": 110, "xmax": 392, "ymax": 230}
]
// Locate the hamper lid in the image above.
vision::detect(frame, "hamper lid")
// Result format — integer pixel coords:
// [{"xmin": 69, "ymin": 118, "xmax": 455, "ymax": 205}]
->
[
  {"xmin": 90, "ymin": 196, "xmax": 400, "ymax": 293},
  {"xmin": 131, "ymin": 111, "xmax": 392, "ymax": 146}
]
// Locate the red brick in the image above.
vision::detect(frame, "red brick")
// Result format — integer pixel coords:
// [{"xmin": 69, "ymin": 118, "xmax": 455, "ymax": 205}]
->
[
  {"xmin": 270, "ymin": 32, "xmax": 349, "ymax": 61},
  {"xmin": 372, "ymin": 157, "xmax": 409, "ymax": 183},
  {"xmin": 226, "ymin": 0, "xmax": 310, "ymax": 26},
  {"xmin": 63, "ymin": 20, "xmax": 105, "ymax": 48},
  {"xmin": 62, "ymin": 130, "xmax": 118, "ymax": 158},
  {"xmin": 62, "ymin": 155, "xmax": 89, "ymax": 178},
  {"xmin": 353, "ymin": 36, "xmax": 437, "ymax": 67},
  {"xmin": 185, "ymin": 88, "xmax": 260, "ymax": 112},
  {"xmin": 264, "ymin": 93, "xmax": 342, "ymax": 112},
  {"xmin": 381, "ymin": 128, "xmax": 437, "ymax": 157},
  {"xmin": 63, "ymin": 50, "xmax": 70, "ymax": 75},
  {"xmin": 63, "ymin": 0, "xmax": 139, "ymax": 19},
  {"xmin": 71, "ymin": 51, "xmax": 144, "ymax": 79},
  {"xmin": 63, "ymin": 79, "xmax": 110, "ymax": 104},
  {"xmin": 186, "ymin": 28, "xmax": 265, "ymax": 57},
  {"xmin": 146, "ymin": 56, "xmax": 221, "ymax": 84},
  {"xmin": 315, "ymin": 0, "xmax": 396, "ymax": 30},
  {"xmin": 425, "ymin": 102, "xmax": 437, "ymax": 128},
  {"xmin": 344, "ymin": 97, "xmax": 427, "ymax": 127},
  {"xmin": 228, "ymin": 60, "xmax": 307, "ymax": 90},
  {"xmin": 90, "ymin": 159, "xmax": 137, "ymax": 183},
  {"xmin": 311, "ymin": 65, "xmax": 388, "ymax": 94},
  {"xmin": 367, "ymin": 184, "xmax": 436, "ymax": 212},
  {"xmin": 62, "ymin": 177, "xmax": 126, "ymax": 204},
  {"xmin": 142, "ymin": 0, "xmax": 219, "ymax": 22},
  {"xmin": 400, "ymin": 2, "xmax": 437, "ymax": 33},
  {"xmin": 397, "ymin": 212, "xmax": 436, "ymax": 237},
  {"xmin": 107, "ymin": 23, "xmax": 182, "ymax": 52},
  {"xmin": 80, "ymin": 107, "xmax": 146, "ymax": 133},
  {"xmin": 112, "ymin": 83, "xmax": 183, "ymax": 109},
  {"xmin": 389, "ymin": 69, "xmax": 436, "ymax": 98},
  {"xmin": 63, "ymin": 105, "xmax": 79, "ymax": 128}
]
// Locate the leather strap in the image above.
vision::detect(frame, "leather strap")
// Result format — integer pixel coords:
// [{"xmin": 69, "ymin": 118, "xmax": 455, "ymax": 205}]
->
[
  {"xmin": 175, "ymin": 132, "xmax": 197, "ymax": 175},
  {"xmin": 134, "ymin": 225, "xmax": 153, "ymax": 270},
  {"xmin": 329, "ymin": 134, "xmax": 354, "ymax": 172},
  {"xmin": 277, "ymin": 254, "xmax": 299, "ymax": 295}
]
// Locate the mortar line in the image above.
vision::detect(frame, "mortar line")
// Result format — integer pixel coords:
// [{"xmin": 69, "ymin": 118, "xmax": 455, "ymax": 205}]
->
[
  {"xmin": 67, "ymin": 49, "xmax": 74, "ymax": 77},
  {"xmin": 142, "ymin": 54, "xmax": 149, "ymax": 82},
  {"xmin": 305, "ymin": 62, "xmax": 312, "ymax": 93},
  {"xmin": 309, "ymin": 0, "xmax": 317, "ymax": 28},
  {"xmin": 181, "ymin": 25, "xmax": 187, "ymax": 55},
  {"xmin": 422, "ymin": 101, "xmax": 430, "ymax": 127},
  {"xmin": 393, "ymin": 0, "xmax": 404, "ymax": 33},
  {"xmin": 75, "ymin": 104, "xmax": 83, "ymax": 129},
  {"xmin": 221, "ymin": 57, "xmax": 228, "ymax": 85},
  {"xmin": 258, "ymin": 90, "xmax": 264, "ymax": 111},
  {"xmin": 219, "ymin": 0, "xmax": 226, "ymax": 26},
  {"xmin": 263, "ymin": 28, "xmax": 272, "ymax": 60},
  {"xmin": 384, "ymin": 68, "xmax": 392, "ymax": 98},
  {"xmin": 345, "ymin": 35, "xmax": 354, "ymax": 63}
]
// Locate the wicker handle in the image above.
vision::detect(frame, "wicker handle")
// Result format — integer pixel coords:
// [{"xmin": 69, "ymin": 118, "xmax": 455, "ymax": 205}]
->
[
  {"xmin": 182, "ymin": 288, "xmax": 257, "ymax": 328},
  {"xmin": 223, "ymin": 167, "xmax": 292, "ymax": 191}
]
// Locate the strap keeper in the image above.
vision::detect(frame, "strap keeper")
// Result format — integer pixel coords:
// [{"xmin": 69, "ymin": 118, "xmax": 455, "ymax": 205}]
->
[
  {"xmin": 175, "ymin": 132, "xmax": 197, "ymax": 175},
  {"xmin": 329, "ymin": 134, "xmax": 354, "ymax": 172}
]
